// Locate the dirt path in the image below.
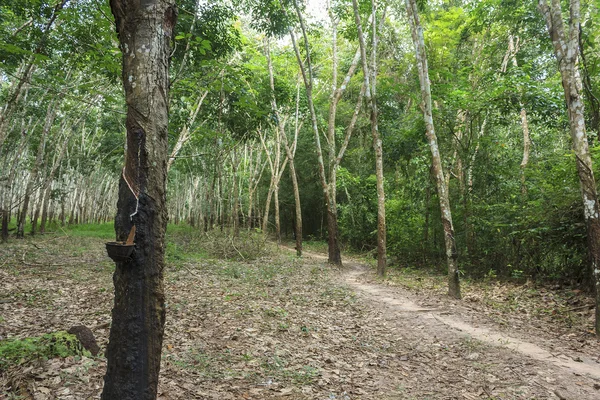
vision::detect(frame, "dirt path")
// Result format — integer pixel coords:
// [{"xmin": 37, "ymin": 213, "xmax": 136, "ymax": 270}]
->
[{"xmin": 298, "ymin": 248, "xmax": 600, "ymax": 399}]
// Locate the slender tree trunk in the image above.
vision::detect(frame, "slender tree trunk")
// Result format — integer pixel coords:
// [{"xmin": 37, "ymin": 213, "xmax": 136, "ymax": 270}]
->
[
  {"xmin": 231, "ymin": 153, "xmax": 240, "ymax": 237},
  {"xmin": 31, "ymin": 188, "xmax": 44, "ymax": 235},
  {"xmin": 0, "ymin": 0, "xmax": 68, "ymax": 151},
  {"xmin": 503, "ymin": 35, "xmax": 532, "ymax": 196},
  {"xmin": 102, "ymin": 1, "xmax": 176, "ymax": 399},
  {"xmin": 262, "ymin": 167, "xmax": 274, "ymax": 234},
  {"xmin": 17, "ymin": 99, "xmax": 57, "ymax": 238},
  {"xmin": 218, "ymin": 164, "xmax": 224, "ymax": 231},
  {"xmin": 265, "ymin": 40, "xmax": 301, "ymax": 251},
  {"xmin": 32, "ymin": 123, "xmax": 71, "ymax": 236},
  {"xmin": 288, "ymin": 1, "xmax": 375, "ymax": 264},
  {"xmin": 1, "ymin": 118, "xmax": 31, "ymax": 242},
  {"xmin": 287, "ymin": 155, "xmax": 302, "ymax": 256},
  {"xmin": 353, "ymin": 0, "xmax": 387, "ymax": 277},
  {"xmin": 40, "ymin": 183, "xmax": 53, "ymax": 234},
  {"xmin": 538, "ymin": 0, "xmax": 600, "ymax": 335},
  {"xmin": 274, "ymin": 182, "xmax": 281, "ymax": 243},
  {"xmin": 289, "ymin": 0, "xmax": 342, "ymax": 265},
  {"xmin": 167, "ymin": 90, "xmax": 207, "ymax": 171},
  {"xmin": 423, "ymin": 180, "xmax": 431, "ymax": 263},
  {"xmin": 406, "ymin": 0, "xmax": 461, "ymax": 298}
]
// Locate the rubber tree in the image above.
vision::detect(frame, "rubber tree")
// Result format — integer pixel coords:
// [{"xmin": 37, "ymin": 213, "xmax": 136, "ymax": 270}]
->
[
  {"xmin": 500, "ymin": 35, "xmax": 531, "ymax": 197},
  {"xmin": 102, "ymin": 0, "xmax": 176, "ymax": 398},
  {"xmin": 538, "ymin": 0, "xmax": 600, "ymax": 336},
  {"xmin": 286, "ymin": 1, "xmax": 341, "ymax": 265},
  {"xmin": 352, "ymin": 0, "xmax": 387, "ymax": 277},
  {"xmin": 286, "ymin": 1, "xmax": 370, "ymax": 265},
  {"xmin": 406, "ymin": 0, "xmax": 461, "ymax": 299}
]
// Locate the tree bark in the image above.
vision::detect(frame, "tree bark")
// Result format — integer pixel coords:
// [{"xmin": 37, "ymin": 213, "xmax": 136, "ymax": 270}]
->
[
  {"xmin": 289, "ymin": 0, "xmax": 342, "ymax": 265},
  {"xmin": 538, "ymin": 0, "xmax": 600, "ymax": 335},
  {"xmin": 352, "ymin": 0, "xmax": 387, "ymax": 277},
  {"xmin": 17, "ymin": 99, "xmax": 58, "ymax": 238},
  {"xmin": 406, "ymin": 0, "xmax": 461, "ymax": 298},
  {"xmin": 265, "ymin": 39, "xmax": 301, "ymax": 252},
  {"xmin": 102, "ymin": 1, "xmax": 176, "ymax": 399},
  {"xmin": 503, "ymin": 35, "xmax": 532, "ymax": 196}
]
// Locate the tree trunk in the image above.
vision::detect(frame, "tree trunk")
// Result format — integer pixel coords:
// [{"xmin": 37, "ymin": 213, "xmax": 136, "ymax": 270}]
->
[
  {"xmin": 406, "ymin": 0, "xmax": 460, "ymax": 298},
  {"xmin": 289, "ymin": 0, "xmax": 342, "ymax": 265},
  {"xmin": 1, "ymin": 117, "xmax": 31, "ymax": 242},
  {"xmin": 265, "ymin": 39, "xmax": 300, "ymax": 250},
  {"xmin": 102, "ymin": 1, "xmax": 176, "ymax": 399},
  {"xmin": 538, "ymin": 0, "xmax": 600, "ymax": 335},
  {"xmin": 231, "ymin": 153, "xmax": 240, "ymax": 237},
  {"xmin": 40, "ymin": 183, "xmax": 53, "ymax": 234},
  {"xmin": 0, "ymin": 0, "xmax": 68, "ymax": 150},
  {"xmin": 503, "ymin": 35, "xmax": 532, "ymax": 197},
  {"xmin": 288, "ymin": 157, "xmax": 302, "ymax": 256},
  {"xmin": 352, "ymin": 0, "xmax": 387, "ymax": 277},
  {"xmin": 274, "ymin": 183, "xmax": 281, "ymax": 243},
  {"xmin": 167, "ymin": 90, "xmax": 207, "ymax": 171},
  {"xmin": 31, "ymin": 188, "xmax": 44, "ymax": 235},
  {"xmin": 326, "ymin": 207, "xmax": 342, "ymax": 265},
  {"xmin": 17, "ymin": 99, "xmax": 57, "ymax": 238}
]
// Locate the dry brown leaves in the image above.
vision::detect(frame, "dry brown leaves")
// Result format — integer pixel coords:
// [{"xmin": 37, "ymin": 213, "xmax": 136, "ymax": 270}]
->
[{"xmin": 1, "ymin": 235, "xmax": 600, "ymax": 399}]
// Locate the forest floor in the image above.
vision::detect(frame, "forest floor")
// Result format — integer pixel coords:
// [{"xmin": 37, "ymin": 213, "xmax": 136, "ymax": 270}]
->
[{"xmin": 1, "ymin": 227, "xmax": 600, "ymax": 399}]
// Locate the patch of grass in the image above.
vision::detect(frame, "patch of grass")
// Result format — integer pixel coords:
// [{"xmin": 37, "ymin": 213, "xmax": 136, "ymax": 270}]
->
[
  {"xmin": 202, "ymin": 230, "xmax": 270, "ymax": 261},
  {"xmin": 301, "ymin": 239, "xmax": 328, "ymax": 254},
  {"xmin": 263, "ymin": 307, "xmax": 288, "ymax": 318},
  {"xmin": 0, "ymin": 332, "xmax": 91, "ymax": 370},
  {"xmin": 164, "ymin": 348, "xmax": 237, "ymax": 380},
  {"xmin": 260, "ymin": 354, "xmax": 320, "ymax": 385},
  {"xmin": 65, "ymin": 223, "xmax": 115, "ymax": 239}
]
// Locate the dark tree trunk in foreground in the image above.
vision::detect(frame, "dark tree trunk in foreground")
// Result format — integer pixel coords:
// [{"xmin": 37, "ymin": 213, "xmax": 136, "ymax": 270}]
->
[{"xmin": 102, "ymin": 1, "xmax": 176, "ymax": 399}]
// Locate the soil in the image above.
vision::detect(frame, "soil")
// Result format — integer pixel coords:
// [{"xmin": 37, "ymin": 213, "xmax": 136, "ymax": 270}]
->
[{"xmin": 1, "ymin": 235, "xmax": 600, "ymax": 399}]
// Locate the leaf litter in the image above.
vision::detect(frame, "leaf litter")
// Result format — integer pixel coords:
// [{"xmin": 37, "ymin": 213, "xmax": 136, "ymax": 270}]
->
[{"xmin": 1, "ymin": 234, "xmax": 599, "ymax": 399}]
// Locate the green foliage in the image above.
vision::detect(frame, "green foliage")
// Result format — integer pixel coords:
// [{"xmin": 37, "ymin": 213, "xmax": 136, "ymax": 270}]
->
[
  {"xmin": 173, "ymin": 0, "xmax": 241, "ymax": 65},
  {"xmin": 337, "ymin": 168, "xmax": 378, "ymax": 250},
  {"xmin": 0, "ymin": 331, "xmax": 91, "ymax": 370},
  {"xmin": 243, "ymin": 0, "xmax": 296, "ymax": 38}
]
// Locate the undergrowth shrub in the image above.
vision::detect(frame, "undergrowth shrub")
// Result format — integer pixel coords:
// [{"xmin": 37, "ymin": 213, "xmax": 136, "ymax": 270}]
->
[
  {"xmin": 166, "ymin": 226, "xmax": 271, "ymax": 262},
  {"xmin": 202, "ymin": 230, "xmax": 270, "ymax": 261}
]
